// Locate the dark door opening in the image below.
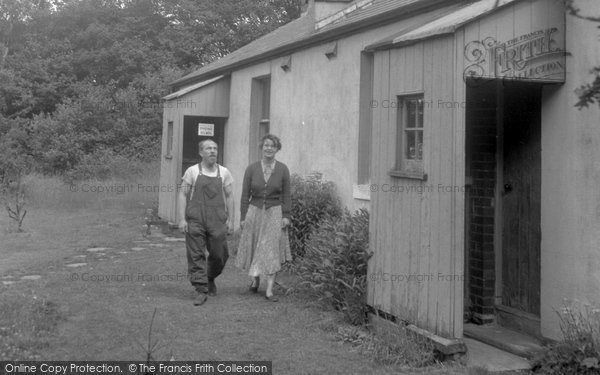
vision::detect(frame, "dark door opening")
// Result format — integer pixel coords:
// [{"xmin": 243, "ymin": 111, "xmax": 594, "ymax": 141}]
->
[
  {"xmin": 465, "ymin": 80, "xmax": 542, "ymax": 336},
  {"xmin": 182, "ymin": 116, "xmax": 227, "ymax": 173},
  {"xmin": 498, "ymin": 82, "xmax": 541, "ymax": 332}
]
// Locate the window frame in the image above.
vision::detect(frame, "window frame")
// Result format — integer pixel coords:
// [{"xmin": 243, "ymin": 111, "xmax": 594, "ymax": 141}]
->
[{"xmin": 389, "ymin": 94, "xmax": 427, "ymax": 181}]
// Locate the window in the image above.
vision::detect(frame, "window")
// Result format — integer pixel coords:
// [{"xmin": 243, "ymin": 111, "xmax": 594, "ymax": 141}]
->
[
  {"xmin": 166, "ymin": 121, "xmax": 174, "ymax": 158},
  {"xmin": 249, "ymin": 76, "xmax": 271, "ymax": 162},
  {"xmin": 392, "ymin": 95, "xmax": 425, "ymax": 179},
  {"xmin": 357, "ymin": 51, "xmax": 373, "ymax": 185}
]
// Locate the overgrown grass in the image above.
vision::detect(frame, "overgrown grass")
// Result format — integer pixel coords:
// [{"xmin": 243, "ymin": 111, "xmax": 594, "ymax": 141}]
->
[
  {"xmin": 532, "ymin": 300, "xmax": 600, "ymax": 374},
  {"xmin": 19, "ymin": 161, "xmax": 160, "ymax": 212},
  {"xmin": 316, "ymin": 314, "xmax": 437, "ymax": 369},
  {"xmin": 0, "ymin": 289, "xmax": 64, "ymax": 360}
]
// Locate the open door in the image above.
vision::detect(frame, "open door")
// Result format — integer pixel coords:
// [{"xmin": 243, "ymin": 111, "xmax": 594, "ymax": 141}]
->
[{"xmin": 498, "ymin": 83, "xmax": 541, "ymax": 331}]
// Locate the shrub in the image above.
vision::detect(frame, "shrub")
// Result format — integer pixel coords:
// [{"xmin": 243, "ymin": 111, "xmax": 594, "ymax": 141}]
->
[
  {"xmin": 532, "ymin": 300, "xmax": 600, "ymax": 374},
  {"xmin": 289, "ymin": 172, "xmax": 342, "ymax": 259},
  {"xmin": 295, "ymin": 208, "xmax": 371, "ymax": 325}
]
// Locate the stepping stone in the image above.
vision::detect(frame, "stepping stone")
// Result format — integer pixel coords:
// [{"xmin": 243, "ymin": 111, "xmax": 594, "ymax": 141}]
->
[
  {"xmin": 131, "ymin": 247, "xmax": 147, "ymax": 251},
  {"xmin": 21, "ymin": 275, "xmax": 42, "ymax": 280},
  {"xmin": 164, "ymin": 237, "xmax": 185, "ymax": 242},
  {"xmin": 86, "ymin": 247, "xmax": 112, "ymax": 252},
  {"xmin": 66, "ymin": 263, "xmax": 87, "ymax": 268},
  {"xmin": 2, "ymin": 281, "xmax": 16, "ymax": 286}
]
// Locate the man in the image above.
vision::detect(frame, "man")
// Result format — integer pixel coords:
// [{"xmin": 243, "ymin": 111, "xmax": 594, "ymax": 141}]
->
[{"xmin": 178, "ymin": 140, "xmax": 235, "ymax": 306}]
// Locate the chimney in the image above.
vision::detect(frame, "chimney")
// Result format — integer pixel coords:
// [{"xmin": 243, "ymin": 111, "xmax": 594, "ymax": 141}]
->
[{"xmin": 302, "ymin": 0, "xmax": 355, "ymax": 22}]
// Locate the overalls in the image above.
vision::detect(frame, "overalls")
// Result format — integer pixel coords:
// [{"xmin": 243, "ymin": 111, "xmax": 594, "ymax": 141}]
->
[{"xmin": 185, "ymin": 165, "xmax": 229, "ymax": 293}]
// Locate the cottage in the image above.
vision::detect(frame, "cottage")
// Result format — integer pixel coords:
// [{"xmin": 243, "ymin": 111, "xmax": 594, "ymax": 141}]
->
[{"xmin": 159, "ymin": 0, "xmax": 600, "ymax": 350}]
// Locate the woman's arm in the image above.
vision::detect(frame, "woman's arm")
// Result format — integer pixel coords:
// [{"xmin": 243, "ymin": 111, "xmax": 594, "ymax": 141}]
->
[
  {"xmin": 240, "ymin": 165, "xmax": 254, "ymax": 222},
  {"xmin": 281, "ymin": 164, "xmax": 291, "ymax": 220}
]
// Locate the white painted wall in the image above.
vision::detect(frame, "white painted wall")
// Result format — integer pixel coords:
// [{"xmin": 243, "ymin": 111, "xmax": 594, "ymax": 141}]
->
[
  {"xmin": 220, "ymin": 6, "xmax": 464, "ymax": 220},
  {"xmin": 540, "ymin": 12, "xmax": 600, "ymax": 340}
]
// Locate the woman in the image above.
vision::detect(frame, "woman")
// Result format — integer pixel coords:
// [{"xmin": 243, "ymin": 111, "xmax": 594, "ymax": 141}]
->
[{"xmin": 236, "ymin": 134, "xmax": 292, "ymax": 301}]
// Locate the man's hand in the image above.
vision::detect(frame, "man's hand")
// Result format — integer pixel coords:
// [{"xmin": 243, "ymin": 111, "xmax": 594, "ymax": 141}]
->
[
  {"xmin": 178, "ymin": 219, "xmax": 188, "ymax": 233},
  {"xmin": 226, "ymin": 218, "xmax": 234, "ymax": 235},
  {"xmin": 282, "ymin": 218, "xmax": 290, "ymax": 228}
]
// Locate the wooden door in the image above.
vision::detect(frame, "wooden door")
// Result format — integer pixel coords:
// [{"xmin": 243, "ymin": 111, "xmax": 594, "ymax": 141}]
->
[{"xmin": 501, "ymin": 83, "xmax": 541, "ymax": 315}]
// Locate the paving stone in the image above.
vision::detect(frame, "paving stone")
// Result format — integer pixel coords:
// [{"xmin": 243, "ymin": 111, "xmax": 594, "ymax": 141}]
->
[
  {"xmin": 21, "ymin": 275, "xmax": 42, "ymax": 280},
  {"xmin": 164, "ymin": 237, "xmax": 185, "ymax": 242},
  {"xmin": 86, "ymin": 247, "xmax": 112, "ymax": 252},
  {"xmin": 66, "ymin": 263, "xmax": 87, "ymax": 268},
  {"xmin": 465, "ymin": 337, "xmax": 531, "ymax": 372}
]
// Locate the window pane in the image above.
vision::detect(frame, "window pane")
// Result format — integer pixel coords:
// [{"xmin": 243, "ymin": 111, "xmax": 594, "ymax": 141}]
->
[
  {"xmin": 406, "ymin": 100, "xmax": 417, "ymax": 128},
  {"xmin": 406, "ymin": 130, "xmax": 417, "ymax": 159},
  {"xmin": 416, "ymin": 99, "xmax": 423, "ymax": 128},
  {"xmin": 416, "ymin": 130, "xmax": 423, "ymax": 160}
]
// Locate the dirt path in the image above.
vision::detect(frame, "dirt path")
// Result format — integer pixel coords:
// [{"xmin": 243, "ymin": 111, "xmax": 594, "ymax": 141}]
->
[{"xmin": 1, "ymin": 216, "xmax": 466, "ymax": 374}]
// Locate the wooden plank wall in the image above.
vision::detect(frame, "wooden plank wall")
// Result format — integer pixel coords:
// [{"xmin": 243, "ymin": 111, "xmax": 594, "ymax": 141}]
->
[
  {"xmin": 368, "ymin": 35, "xmax": 464, "ymax": 338},
  {"xmin": 368, "ymin": 0, "xmax": 564, "ymax": 340}
]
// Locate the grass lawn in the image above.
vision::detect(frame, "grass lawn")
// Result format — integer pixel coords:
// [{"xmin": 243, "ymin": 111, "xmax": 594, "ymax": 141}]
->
[{"xmin": 0, "ymin": 176, "xmax": 477, "ymax": 374}]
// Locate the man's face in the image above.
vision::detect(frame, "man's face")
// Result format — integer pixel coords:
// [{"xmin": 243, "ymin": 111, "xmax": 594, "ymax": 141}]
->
[{"xmin": 200, "ymin": 141, "xmax": 218, "ymax": 164}]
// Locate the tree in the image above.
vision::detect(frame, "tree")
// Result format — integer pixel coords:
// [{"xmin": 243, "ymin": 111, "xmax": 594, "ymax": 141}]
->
[
  {"xmin": 563, "ymin": 0, "xmax": 600, "ymax": 108},
  {"xmin": 1, "ymin": 0, "xmax": 303, "ymax": 178}
]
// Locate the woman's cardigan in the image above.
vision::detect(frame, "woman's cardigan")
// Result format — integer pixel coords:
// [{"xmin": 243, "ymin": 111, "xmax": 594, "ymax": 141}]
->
[{"xmin": 240, "ymin": 161, "xmax": 291, "ymax": 222}]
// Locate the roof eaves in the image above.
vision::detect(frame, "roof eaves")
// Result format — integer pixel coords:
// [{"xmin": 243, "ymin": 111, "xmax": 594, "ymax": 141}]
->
[
  {"xmin": 365, "ymin": 0, "xmax": 520, "ymax": 51},
  {"xmin": 314, "ymin": 0, "xmax": 376, "ymax": 30},
  {"xmin": 163, "ymin": 75, "xmax": 225, "ymax": 100},
  {"xmin": 170, "ymin": 0, "xmax": 460, "ymax": 90}
]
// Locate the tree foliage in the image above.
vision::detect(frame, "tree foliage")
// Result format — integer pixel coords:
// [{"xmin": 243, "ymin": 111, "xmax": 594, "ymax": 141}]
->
[
  {"xmin": 0, "ymin": 0, "xmax": 302, "ymax": 180},
  {"xmin": 563, "ymin": 0, "xmax": 600, "ymax": 108}
]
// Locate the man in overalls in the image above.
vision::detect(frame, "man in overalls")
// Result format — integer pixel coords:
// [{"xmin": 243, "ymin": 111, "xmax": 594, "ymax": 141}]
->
[{"xmin": 178, "ymin": 140, "xmax": 235, "ymax": 306}]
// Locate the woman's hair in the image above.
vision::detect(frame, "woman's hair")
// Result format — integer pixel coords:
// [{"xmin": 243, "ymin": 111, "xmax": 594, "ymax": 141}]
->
[{"xmin": 259, "ymin": 134, "xmax": 282, "ymax": 151}]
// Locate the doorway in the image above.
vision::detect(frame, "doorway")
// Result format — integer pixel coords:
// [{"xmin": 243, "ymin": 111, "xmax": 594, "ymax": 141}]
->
[
  {"xmin": 182, "ymin": 116, "xmax": 227, "ymax": 173},
  {"xmin": 465, "ymin": 80, "xmax": 542, "ymax": 336}
]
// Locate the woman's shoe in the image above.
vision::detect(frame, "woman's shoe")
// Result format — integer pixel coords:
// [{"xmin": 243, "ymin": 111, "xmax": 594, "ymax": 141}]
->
[
  {"xmin": 249, "ymin": 277, "xmax": 260, "ymax": 293},
  {"xmin": 265, "ymin": 294, "xmax": 278, "ymax": 302}
]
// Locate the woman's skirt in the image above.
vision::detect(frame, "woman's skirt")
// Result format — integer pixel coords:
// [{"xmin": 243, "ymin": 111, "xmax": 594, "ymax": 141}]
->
[{"xmin": 235, "ymin": 204, "xmax": 292, "ymax": 276}]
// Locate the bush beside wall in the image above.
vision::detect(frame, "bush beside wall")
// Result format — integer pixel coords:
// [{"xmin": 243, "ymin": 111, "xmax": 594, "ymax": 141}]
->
[
  {"xmin": 295, "ymin": 208, "xmax": 371, "ymax": 325},
  {"xmin": 288, "ymin": 172, "xmax": 342, "ymax": 259}
]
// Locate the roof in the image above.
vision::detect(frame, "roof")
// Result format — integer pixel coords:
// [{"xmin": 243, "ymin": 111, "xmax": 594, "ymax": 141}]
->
[
  {"xmin": 171, "ymin": 0, "xmax": 465, "ymax": 89},
  {"xmin": 366, "ymin": 0, "xmax": 519, "ymax": 50},
  {"xmin": 162, "ymin": 75, "xmax": 226, "ymax": 101}
]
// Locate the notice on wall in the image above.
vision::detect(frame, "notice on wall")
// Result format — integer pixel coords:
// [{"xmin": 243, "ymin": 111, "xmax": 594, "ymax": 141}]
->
[{"xmin": 198, "ymin": 123, "xmax": 214, "ymax": 136}]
